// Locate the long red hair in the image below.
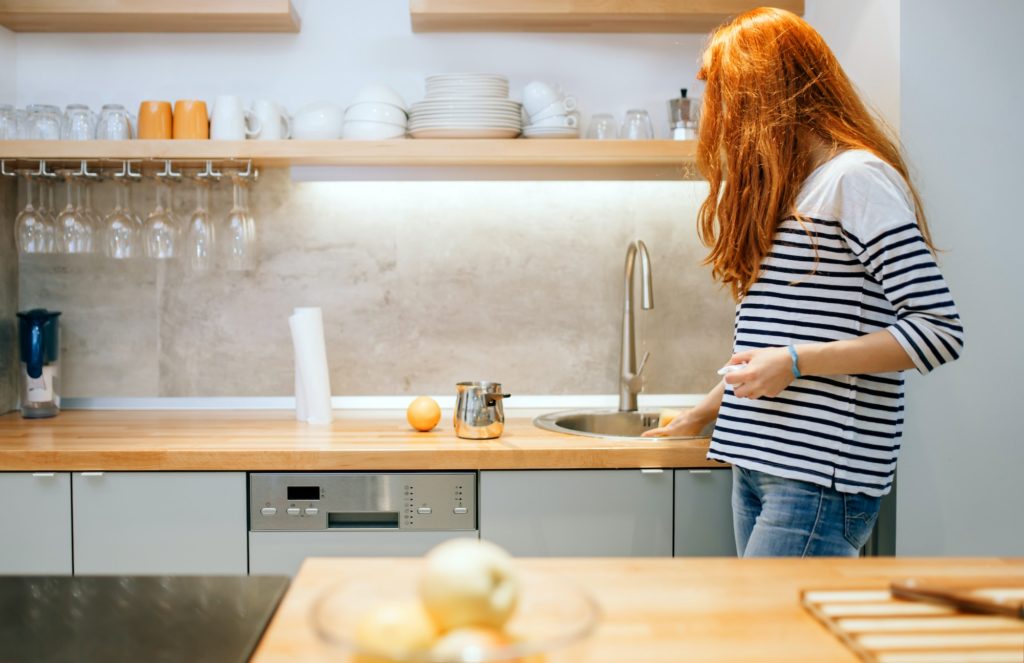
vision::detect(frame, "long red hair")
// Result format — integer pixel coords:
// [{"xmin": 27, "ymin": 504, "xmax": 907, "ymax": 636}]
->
[{"xmin": 696, "ymin": 7, "xmax": 933, "ymax": 300}]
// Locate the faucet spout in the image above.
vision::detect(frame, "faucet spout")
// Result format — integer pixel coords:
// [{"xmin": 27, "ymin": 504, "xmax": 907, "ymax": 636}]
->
[{"xmin": 620, "ymin": 240, "xmax": 654, "ymax": 412}]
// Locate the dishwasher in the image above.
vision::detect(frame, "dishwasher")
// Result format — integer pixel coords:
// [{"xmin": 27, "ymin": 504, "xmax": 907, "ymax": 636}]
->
[{"xmin": 248, "ymin": 473, "xmax": 477, "ymax": 575}]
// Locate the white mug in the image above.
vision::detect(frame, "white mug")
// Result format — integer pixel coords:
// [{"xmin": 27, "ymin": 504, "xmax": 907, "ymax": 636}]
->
[
  {"xmin": 529, "ymin": 97, "xmax": 578, "ymax": 122},
  {"xmin": 210, "ymin": 95, "xmax": 260, "ymax": 140},
  {"xmin": 522, "ymin": 81, "xmax": 576, "ymax": 118},
  {"xmin": 531, "ymin": 114, "xmax": 578, "ymax": 128},
  {"xmin": 250, "ymin": 99, "xmax": 292, "ymax": 140}
]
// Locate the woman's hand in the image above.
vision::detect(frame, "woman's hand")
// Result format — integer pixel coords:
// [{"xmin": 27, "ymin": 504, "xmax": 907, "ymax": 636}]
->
[
  {"xmin": 642, "ymin": 409, "xmax": 707, "ymax": 437},
  {"xmin": 724, "ymin": 347, "xmax": 796, "ymax": 399}
]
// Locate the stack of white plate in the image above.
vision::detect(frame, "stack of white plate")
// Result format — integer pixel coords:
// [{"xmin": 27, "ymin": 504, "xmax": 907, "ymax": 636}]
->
[
  {"xmin": 409, "ymin": 74, "xmax": 521, "ymax": 139},
  {"xmin": 425, "ymin": 73, "xmax": 510, "ymax": 99}
]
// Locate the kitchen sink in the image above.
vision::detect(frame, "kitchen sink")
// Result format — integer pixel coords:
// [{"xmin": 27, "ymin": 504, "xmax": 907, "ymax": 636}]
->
[{"xmin": 533, "ymin": 409, "xmax": 710, "ymax": 440}]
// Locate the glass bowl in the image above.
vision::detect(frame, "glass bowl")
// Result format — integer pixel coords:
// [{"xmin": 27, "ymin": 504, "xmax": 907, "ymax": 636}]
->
[{"xmin": 311, "ymin": 569, "xmax": 601, "ymax": 662}]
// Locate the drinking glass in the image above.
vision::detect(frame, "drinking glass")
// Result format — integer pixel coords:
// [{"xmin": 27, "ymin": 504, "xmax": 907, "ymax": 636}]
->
[
  {"xmin": 184, "ymin": 180, "xmax": 215, "ymax": 271},
  {"xmin": 62, "ymin": 104, "xmax": 96, "ymax": 141},
  {"xmin": 586, "ymin": 113, "xmax": 618, "ymax": 140},
  {"xmin": 27, "ymin": 104, "xmax": 62, "ymax": 140},
  {"xmin": 95, "ymin": 104, "xmax": 134, "ymax": 140},
  {"xmin": 55, "ymin": 174, "xmax": 93, "ymax": 254},
  {"xmin": 103, "ymin": 180, "xmax": 139, "ymax": 259},
  {"xmin": 220, "ymin": 177, "xmax": 256, "ymax": 271},
  {"xmin": 0, "ymin": 105, "xmax": 19, "ymax": 139},
  {"xmin": 144, "ymin": 181, "xmax": 179, "ymax": 259},
  {"xmin": 15, "ymin": 176, "xmax": 54, "ymax": 254},
  {"xmin": 621, "ymin": 109, "xmax": 654, "ymax": 140}
]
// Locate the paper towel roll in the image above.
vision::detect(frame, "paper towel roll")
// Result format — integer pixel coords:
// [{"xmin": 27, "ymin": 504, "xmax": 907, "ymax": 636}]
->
[{"xmin": 288, "ymin": 307, "xmax": 333, "ymax": 424}]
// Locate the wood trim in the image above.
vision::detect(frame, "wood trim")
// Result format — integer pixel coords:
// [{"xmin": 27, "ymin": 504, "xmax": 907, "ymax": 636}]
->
[
  {"xmin": 0, "ymin": 139, "xmax": 699, "ymax": 178},
  {"xmin": 411, "ymin": 0, "xmax": 805, "ymax": 33},
  {"xmin": 0, "ymin": 0, "xmax": 300, "ymax": 33}
]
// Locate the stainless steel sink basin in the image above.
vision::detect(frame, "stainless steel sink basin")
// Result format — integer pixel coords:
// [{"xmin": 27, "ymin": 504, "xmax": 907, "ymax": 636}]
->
[{"xmin": 533, "ymin": 409, "xmax": 710, "ymax": 440}]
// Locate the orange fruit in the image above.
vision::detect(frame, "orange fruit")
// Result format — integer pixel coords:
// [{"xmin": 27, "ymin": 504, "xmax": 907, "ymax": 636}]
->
[{"xmin": 407, "ymin": 396, "xmax": 442, "ymax": 432}]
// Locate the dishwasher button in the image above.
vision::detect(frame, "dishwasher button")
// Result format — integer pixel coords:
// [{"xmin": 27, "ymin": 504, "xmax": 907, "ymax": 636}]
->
[
  {"xmin": 261, "ymin": 507, "xmax": 277, "ymax": 516},
  {"xmin": 287, "ymin": 507, "xmax": 301, "ymax": 516},
  {"xmin": 453, "ymin": 507, "xmax": 468, "ymax": 515},
  {"xmin": 417, "ymin": 507, "xmax": 432, "ymax": 515},
  {"xmin": 304, "ymin": 507, "xmax": 319, "ymax": 516}
]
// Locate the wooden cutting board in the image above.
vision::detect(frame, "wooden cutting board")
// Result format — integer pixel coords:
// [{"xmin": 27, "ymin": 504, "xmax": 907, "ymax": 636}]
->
[{"xmin": 802, "ymin": 582, "xmax": 1024, "ymax": 663}]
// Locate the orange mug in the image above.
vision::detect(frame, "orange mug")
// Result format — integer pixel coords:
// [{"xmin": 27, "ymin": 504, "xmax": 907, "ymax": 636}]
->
[
  {"xmin": 173, "ymin": 100, "xmax": 209, "ymax": 139},
  {"xmin": 137, "ymin": 100, "xmax": 172, "ymax": 139}
]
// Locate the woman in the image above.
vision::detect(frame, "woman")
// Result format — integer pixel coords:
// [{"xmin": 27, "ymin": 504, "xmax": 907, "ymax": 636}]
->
[{"xmin": 644, "ymin": 8, "xmax": 965, "ymax": 557}]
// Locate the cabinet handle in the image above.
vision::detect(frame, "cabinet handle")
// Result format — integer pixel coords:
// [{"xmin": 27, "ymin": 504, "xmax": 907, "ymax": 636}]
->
[
  {"xmin": 641, "ymin": 468, "xmax": 664, "ymax": 474},
  {"xmin": 80, "ymin": 472, "xmax": 105, "ymax": 477},
  {"xmin": 32, "ymin": 472, "xmax": 55, "ymax": 478},
  {"xmin": 688, "ymin": 469, "xmax": 712, "ymax": 474}
]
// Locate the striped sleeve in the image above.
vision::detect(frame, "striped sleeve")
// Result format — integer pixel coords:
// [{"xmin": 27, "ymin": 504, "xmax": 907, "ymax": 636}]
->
[{"xmin": 837, "ymin": 162, "xmax": 965, "ymax": 374}]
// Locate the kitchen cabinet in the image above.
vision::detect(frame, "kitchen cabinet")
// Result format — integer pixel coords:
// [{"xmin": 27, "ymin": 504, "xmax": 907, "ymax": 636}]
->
[
  {"xmin": 479, "ymin": 470, "xmax": 673, "ymax": 556},
  {"xmin": 0, "ymin": 472, "xmax": 72, "ymax": 574},
  {"xmin": 72, "ymin": 472, "xmax": 247, "ymax": 575},
  {"xmin": 410, "ymin": 0, "xmax": 805, "ymax": 33},
  {"xmin": 0, "ymin": 0, "xmax": 300, "ymax": 33},
  {"xmin": 674, "ymin": 468, "xmax": 735, "ymax": 556}
]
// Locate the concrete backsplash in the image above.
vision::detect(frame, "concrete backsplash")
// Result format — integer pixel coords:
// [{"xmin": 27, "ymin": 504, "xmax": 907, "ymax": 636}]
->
[
  {"xmin": 0, "ymin": 179, "xmax": 16, "ymax": 412},
  {"xmin": 17, "ymin": 171, "xmax": 734, "ymax": 398}
]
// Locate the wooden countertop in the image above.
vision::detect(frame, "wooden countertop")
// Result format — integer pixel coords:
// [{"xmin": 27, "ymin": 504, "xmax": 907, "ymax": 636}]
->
[
  {"xmin": 252, "ymin": 557, "xmax": 1024, "ymax": 663},
  {"xmin": 0, "ymin": 410, "xmax": 715, "ymax": 471}
]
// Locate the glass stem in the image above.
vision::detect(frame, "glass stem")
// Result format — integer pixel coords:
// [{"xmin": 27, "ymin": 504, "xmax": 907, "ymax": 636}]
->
[{"xmin": 24, "ymin": 175, "xmax": 33, "ymax": 209}]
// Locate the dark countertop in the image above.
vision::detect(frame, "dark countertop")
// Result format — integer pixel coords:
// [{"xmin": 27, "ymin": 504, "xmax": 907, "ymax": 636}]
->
[{"xmin": 0, "ymin": 575, "xmax": 289, "ymax": 663}]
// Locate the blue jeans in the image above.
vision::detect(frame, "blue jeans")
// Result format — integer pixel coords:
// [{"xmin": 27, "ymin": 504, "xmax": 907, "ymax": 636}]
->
[{"xmin": 732, "ymin": 466, "xmax": 881, "ymax": 557}]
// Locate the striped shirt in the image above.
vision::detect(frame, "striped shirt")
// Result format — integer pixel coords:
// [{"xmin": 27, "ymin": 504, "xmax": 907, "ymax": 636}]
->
[{"xmin": 706, "ymin": 150, "xmax": 965, "ymax": 497}]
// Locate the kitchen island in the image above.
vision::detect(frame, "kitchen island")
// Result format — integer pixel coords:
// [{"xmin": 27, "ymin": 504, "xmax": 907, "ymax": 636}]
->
[
  {"xmin": 253, "ymin": 556, "xmax": 1024, "ymax": 663},
  {"xmin": 0, "ymin": 409, "xmax": 714, "ymax": 470}
]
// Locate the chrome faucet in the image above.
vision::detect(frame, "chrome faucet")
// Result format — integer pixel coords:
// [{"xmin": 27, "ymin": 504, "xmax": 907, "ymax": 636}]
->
[{"xmin": 620, "ymin": 240, "xmax": 653, "ymax": 412}]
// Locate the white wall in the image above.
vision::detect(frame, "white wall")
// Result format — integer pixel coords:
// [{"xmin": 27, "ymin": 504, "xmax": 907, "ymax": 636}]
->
[
  {"xmin": 897, "ymin": 0, "xmax": 1024, "ymax": 555},
  {"xmin": 10, "ymin": 0, "xmax": 897, "ymax": 136}
]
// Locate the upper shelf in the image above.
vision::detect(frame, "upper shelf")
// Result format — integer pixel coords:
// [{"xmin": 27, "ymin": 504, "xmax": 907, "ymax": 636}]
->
[
  {"xmin": 0, "ymin": 0, "xmax": 300, "ymax": 33},
  {"xmin": 0, "ymin": 140, "xmax": 699, "ymax": 180},
  {"xmin": 410, "ymin": 0, "xmax": 804, "ymax": 33}
]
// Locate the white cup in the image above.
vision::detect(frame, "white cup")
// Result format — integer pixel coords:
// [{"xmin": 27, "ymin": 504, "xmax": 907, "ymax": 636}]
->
[
  {"xmin": 210, "ymin": 95, "xmax": 261, "ymax": 140},
  {"xmin": 522, "ymin": 81, "xmax": 577, "ymax": 118},
  {"xmin": 530, "ymin": 114, "xmax": 578, "ymax": 128},
  {"xmin": 529, "ymin": 97, "xmax": 578, "ymax": 122},
  {"xmin": 250, "ymin": 100, "xmax": 292, "ymax": 140}
]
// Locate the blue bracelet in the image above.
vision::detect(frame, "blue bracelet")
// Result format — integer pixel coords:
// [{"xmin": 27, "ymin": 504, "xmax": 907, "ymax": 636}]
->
[{"xmin": 787, "ymin": 345, "xmax": 802, "ymax": 379}]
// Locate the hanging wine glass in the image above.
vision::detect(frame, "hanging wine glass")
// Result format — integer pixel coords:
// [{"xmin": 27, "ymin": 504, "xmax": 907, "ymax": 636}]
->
[
  {"xmin": 219, "ymin": 175, "xmax": 256, "ymax": 271},
  {"xmin": 184, "ymin": 179, "xmax": 215, "ymax": 272},
  {"xmin": 144, "ymin": 180, "xmax": 179, "ymax": 259},
  {"xmin": 55, "ymin": 173, "xmax": 92, "ymax": 254},
  {"xmin": 103, "ymin": 179, "xmax": 139, "ymax": 259},
  {"xmin": 15, "ymin": 175, "xmax": 53, "ymax": 254}
]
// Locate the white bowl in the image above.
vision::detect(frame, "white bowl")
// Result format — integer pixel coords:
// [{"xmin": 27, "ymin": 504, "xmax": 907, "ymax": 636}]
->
[
  {"xmin": 293, "ymin": 101, "xmax": 344, "ymax": 139},
  {"xmin": 351, "ymin": 84, "xmax": 407, "ymax": 111},
  {"xmin": 342, "ymin": 120, "xmax": 406, "ymax": 140},
  {"xmin": 344, "ymin": 102, "xmax": 407, "ymax": 126}
]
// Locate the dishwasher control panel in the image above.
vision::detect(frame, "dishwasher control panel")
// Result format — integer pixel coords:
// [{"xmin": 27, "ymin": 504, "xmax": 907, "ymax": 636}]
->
[{"xmin": 249, "ymin": 473, "xmax": 476, "ymax": 532}]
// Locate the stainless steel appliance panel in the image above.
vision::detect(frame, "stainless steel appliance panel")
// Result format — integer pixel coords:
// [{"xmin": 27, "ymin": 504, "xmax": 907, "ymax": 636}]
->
[
  {"xmin": 248, "ymin": 531, "xmax": 478, "ymax": 575},
  {"xmin": 249, "ymin": 473, "xmax": 476, "ymax": 532}
]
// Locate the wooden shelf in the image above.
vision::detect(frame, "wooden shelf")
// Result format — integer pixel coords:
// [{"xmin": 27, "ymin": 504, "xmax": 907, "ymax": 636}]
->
[
  {"xmin": 410, "ymin": 0, "xmax": 804, "ymax": 33},
  {"xmin": 0, "ymin": 0, "xmax": 300, "ymax": 33},
  {"xmin": 0, "ymin": 140, "xmax": 699, "ymax": 180}
]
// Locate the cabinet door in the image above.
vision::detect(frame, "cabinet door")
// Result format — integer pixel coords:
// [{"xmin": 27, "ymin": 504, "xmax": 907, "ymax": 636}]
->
[
  {"xmin": 674, "ymin": 469, "xmax": 736, "ymax": 556},
  {"xmin": 73, "ymin": 472, "xmax": 247, "ymax": 575},
  {"xmin": 0, "ymin": 472, "xmax": 72, "ymax": 574},
  {"xmin": 480, "ymin": 470, "xmax": 673, "ymax": 557}
]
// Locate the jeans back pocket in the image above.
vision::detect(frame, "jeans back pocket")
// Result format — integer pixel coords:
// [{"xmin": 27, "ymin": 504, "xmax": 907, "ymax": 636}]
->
[{"xmin": 843, "ymin": 492, "xmax": 882, "ymax": 550}]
